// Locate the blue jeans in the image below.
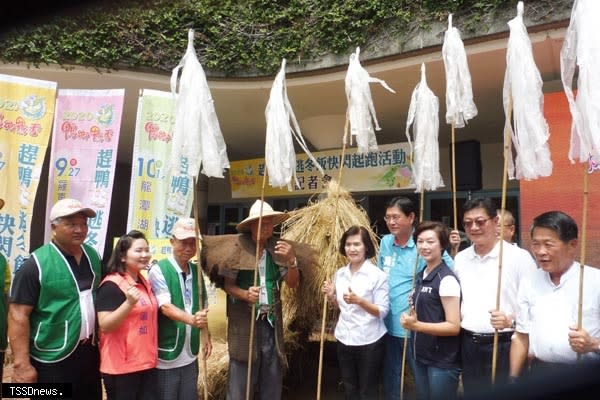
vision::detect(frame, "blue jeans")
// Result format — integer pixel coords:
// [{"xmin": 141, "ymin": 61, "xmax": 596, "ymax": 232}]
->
[
  {"xmin": 383, "ymin": 334, "xmax": 416, "ymax": 400},
  {"xmin": 411, "ymin": 359, "xmax": 460, "ymax": 400}
]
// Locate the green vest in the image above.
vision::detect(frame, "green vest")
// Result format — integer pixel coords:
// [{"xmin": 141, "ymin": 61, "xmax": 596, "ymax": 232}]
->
[
  {"xmin": 156, "ymin": 258, "xmax": 206, "ymax": 361},
  {"xmin": 0, "ymin": 254, "xmax": 7, "ymax": 350},
  {"xmin": 29, "ymin": 243, "xmax": 101, "ymax": 362},
  {"xmin": 235, "ymin": 253, "xmax": 281, "ymax": 324},
  {"xmin": 227, "ymin": 250, "xmax": 286, "ymax": 365}
]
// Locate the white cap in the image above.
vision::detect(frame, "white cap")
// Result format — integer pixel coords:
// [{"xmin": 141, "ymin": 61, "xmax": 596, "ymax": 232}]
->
[
  {"xmin": 50, "ymin": 198, "xmax": 96, "ymax": 221},
  {"xmin": 172, "ymin": 218, "xmax": 199, "ymax": 240}
]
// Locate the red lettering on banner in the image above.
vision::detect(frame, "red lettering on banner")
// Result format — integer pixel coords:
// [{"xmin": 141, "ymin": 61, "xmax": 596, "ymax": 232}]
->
[
  {"xmin": 145, "ymin": 121, "xmax": 172, "ymax": 143},
  {"xmin": 231, "ymin": 175, "xmax": 256, "ymax": 186},
  {"xmin": 0, "ymin": 113, "xmax": 43, "ymax": 137},
  {"xmin": 61, "ymin": 121, "xmax": 113, "ymax": 142}
]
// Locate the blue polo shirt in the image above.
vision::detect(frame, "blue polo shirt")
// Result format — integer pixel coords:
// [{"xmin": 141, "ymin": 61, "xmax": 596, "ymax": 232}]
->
[{"xmin": 377, "ymin": 232, "xmax": 454, "ymax": 338}]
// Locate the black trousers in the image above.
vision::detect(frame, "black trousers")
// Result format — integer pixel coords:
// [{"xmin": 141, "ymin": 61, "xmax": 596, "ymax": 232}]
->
[
  {"xmin": 460, "ymin": 330, "xmax": 511, "ymax": 398},
  {"xmin": 31, "ymin": 342, "xmax": 102, "ymax": 400},
  {"xmin": 337, "ymin": 336, "xmax": 385, "ymax": 400},
  {"xmin": 103, "ymin": 368, "xmax": 156, "ymax": 400}
]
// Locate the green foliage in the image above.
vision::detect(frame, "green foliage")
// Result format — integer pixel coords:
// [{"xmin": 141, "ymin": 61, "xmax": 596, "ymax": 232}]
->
[{"xmin": 0, "ymin": 0, "xmax": 514, "ymax": 76}]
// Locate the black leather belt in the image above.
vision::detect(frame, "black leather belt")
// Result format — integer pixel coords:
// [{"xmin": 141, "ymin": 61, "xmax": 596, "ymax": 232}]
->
[{"xmin": 462, "ymin": 329, "xmax": 513, "ymax": 344}]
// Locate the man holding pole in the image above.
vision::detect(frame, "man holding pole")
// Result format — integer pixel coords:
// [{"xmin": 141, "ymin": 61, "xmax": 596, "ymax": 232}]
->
[
  {"xmin": 509, "ymin": 211, "xmax": 600, "ymax": 380},
  {"xmin": 148, "ymin": 217, "xmax": 212, "ymax": 399},
  {"xmin": 218, "ymin": 200, "xmax": 299, "ymax": 400},
  {"xmin": 453, "ymin": 197, "xmax": 536, "ymax": 395}
]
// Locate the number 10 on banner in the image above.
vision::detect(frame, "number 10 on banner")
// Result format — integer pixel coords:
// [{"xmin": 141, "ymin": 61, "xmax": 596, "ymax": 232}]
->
[{"xmin": 135, "ymin": 157, "xmax": 163, "ymax": 179}]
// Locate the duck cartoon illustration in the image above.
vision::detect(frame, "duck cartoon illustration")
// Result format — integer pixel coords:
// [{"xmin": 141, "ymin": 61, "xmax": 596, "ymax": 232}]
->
[
  {"xmin": 20, "ymin": 95, "xmax": 46, "ymax": 120},
  {"xmin": 166, "ymin": 192, "xmax": 188, "ymax": 214},
  {"xmin": 96, "ymin": 104, "xmax": 114, "ymax": 126}
]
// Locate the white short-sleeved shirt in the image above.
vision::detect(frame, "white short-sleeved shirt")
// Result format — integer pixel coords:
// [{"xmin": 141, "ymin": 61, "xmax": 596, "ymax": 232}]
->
[
  {"xmin": 148, "ymin": 257, "xmax": 196, "ymax": 369},
  {"xmin": 454, "ymin": 240, "xmax": 537, "ymax": 333},
  {"xmin": 422, "ymin": 268, "xmax": 461, "ymax": 298},
  {"xmin": 516, "ymin": 262, "xmax": 600, "ymax": 363},
  {"xmin": 334, "ymin": 259, "xmax": 389, "ymax": 346}
]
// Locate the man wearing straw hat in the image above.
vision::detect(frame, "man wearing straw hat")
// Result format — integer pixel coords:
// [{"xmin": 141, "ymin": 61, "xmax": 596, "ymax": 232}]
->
[
  {"xmin": 8, "ymin": 198, "xmax": 102, "ymax": 399},
  {"xmin": 509, "ymin": 211, "xmax": 600, "ymax": 380},
  {"xmin": 148, "ymin": 217, "xmax": 213, "ymax": 400},
  {"xmin": 0, "ymin": 197, "xmax": 10, "ymax": 383},
  {"xmin": 219, "ymin": 199, "xmax": 299, "ymax": 400},
  {"xmin": 453, "ymin": 197, "xmax": 536, "ymax": 395}
]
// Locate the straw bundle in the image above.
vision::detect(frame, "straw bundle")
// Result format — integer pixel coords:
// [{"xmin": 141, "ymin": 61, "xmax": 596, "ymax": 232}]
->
[
  {"xmin": 197, "ymin": 339, "xmax": 229, "ymax": 399},
  {"xmin": 280, "ymin": 179, "xmax": 379, "ymax": 339},
  {"xmin": 198, "ymin": 181, "xmax": 378, "ymax": 399}
]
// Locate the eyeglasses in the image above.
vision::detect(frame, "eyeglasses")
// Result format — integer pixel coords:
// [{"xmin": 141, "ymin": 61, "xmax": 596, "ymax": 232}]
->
[
  {"xmin": 384, "ymin": 214, "xmax": 404, "ymax": 222},
  {"xmin": 462, "ymin": 217, "xmax": 492, "ymax": 229}
]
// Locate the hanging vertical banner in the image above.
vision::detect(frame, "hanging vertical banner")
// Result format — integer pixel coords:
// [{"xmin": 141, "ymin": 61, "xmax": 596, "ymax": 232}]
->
[
  {"xmin": 45, "ymin": 89, "xmax": 125, "ymax": 254},
  {"xmin": 127, "ymin": 89, "xmax": 193, "ymax": 239},
  {"xmin": 0, "ymin": 74, "xmax": 57, "ymax": 272}
]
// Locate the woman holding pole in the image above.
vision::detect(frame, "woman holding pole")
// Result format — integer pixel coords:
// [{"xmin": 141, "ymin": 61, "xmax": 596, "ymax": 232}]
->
[
  {"xmin": 401, "ymin": 221, "xmax": 461, "ymax": 400},
  {"xmin": 323, "ymin": 225, "xmax": 389, "ymax": 399}
]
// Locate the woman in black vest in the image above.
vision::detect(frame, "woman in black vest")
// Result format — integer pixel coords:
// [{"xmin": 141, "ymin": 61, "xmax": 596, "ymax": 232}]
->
[{"xmin": 401, "ymin": 221, "xmax": 461, "ymax": 400}]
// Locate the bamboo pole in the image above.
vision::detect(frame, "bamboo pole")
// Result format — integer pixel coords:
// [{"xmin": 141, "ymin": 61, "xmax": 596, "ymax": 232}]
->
[
  {"xmin": 400, "ymin": 189, "xmax": 424, "ymax": 400},
  {"xmin": 192, "ymin": 176, "xmax": 209, "ymax": 400},
  {"xmin": 316, "ymin": 295, "xmax": 328, "ymax": 400},
  {"xmin": 491, "ymin": 103, "xmax": 511, "ymax": 385},
  {"xmin": 245, "ymin": 171, "xmax": 269, "ymax": 400},
  {"xmin": 317, "ymin": 117, "xmax": 350, "ymax": 399},
  {"xmin": 576, "ymin": 165, "xmax": 589, "ymax": 362},
  {"xmin": 451, "ymin": 122, "xmax": 458, "ymax": 236}
]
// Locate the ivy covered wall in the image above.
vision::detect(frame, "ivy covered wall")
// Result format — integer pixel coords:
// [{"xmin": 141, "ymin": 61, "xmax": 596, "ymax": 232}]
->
[{"xmin": 0, "ymin": 0, "xmax": 572, "ymax": 77}]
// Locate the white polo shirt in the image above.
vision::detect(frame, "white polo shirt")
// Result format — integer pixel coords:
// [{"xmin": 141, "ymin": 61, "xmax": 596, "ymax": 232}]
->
[
  {"xmin": 454, "ymin": 240, "xmax": 536, "ymax": 333},
  {"xmin": 516, "ymin": 262, "xmax": 600, "ymax": 363},
  {"xmin": 333, "ymin": 259, "xmax": 389, "ymax": 346}
]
